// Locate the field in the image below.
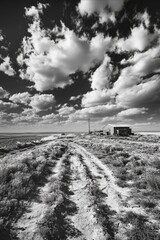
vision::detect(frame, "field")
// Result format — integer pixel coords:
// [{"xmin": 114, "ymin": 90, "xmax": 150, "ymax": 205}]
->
[{"xmin": 0, "ymin": 133, "xmax": 160, "ymax": 240}]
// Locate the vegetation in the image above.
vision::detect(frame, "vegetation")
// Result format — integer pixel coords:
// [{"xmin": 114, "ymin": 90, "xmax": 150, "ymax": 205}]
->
[
  {"xmin": 0, "ymin": 141, "xmax": 67, "ymax": 239},
  {"xmin": 76, "ymin": 134, "xmax": 160, "ymax": 238}
]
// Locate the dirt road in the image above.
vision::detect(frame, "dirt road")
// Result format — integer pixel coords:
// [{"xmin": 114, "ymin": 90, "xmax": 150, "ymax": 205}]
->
[{"xmin": 11, "ymin": 139, "xmax": 159, "ymax": 240}]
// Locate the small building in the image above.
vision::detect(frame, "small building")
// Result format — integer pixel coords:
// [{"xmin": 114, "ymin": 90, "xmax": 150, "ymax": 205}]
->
[{"xmin": 104, "ymin": 124, "xmax": 133, "ymax": 136}]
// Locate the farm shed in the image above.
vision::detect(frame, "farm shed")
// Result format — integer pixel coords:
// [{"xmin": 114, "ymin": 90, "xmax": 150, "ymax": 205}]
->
[{"xmin": 104, "ymin": 125, "xmax": 133, "ymax": 136}]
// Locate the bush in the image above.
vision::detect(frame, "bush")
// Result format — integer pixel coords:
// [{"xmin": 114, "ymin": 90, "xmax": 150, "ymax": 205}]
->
[
  {"xmin": 134, "ymin": 166, "xmax": 144, "ymax": 176},
  {"xmin": 112, "ymin": 159, "xmax": 123, "ymax": 167},
  {"xmin": 146, "ymin": 170, "xmax": 160, "ymax": 191},
  {"xmin": 141, "ymin": 199, "xmax": 156, "ymax": 209},
  {"xmin": 153, "ymin": 159, "xmax": 160, "ymax": 170},
  {"xmin": 124, "ymin": 212, "xmax": 160, "ymax": 240}
]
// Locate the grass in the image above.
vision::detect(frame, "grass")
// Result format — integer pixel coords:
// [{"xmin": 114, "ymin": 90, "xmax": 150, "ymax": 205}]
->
[
  {"xmin": 79, "ymin": 154, "xmax": 116, "ymax": 239},
  {"xmin": 123, "ymin": 212, "xmax": 160, "ymax": 240},
  {"xmin": 0, "ymin": 141, "xmax": 67, "ymax": 239},
  {"xmin": 146, "ymin": 170, "xmax": 160, "ymax": 191},
  {"xmin": 38, "ymin": 153, "xmax": 81, "ymax": 240},
  {"xmin": 77, "ymin": 134, "xmax": 160, "ymax": 236}
]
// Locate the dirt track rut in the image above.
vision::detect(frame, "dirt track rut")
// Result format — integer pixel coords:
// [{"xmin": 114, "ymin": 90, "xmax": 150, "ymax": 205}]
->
[{"xmin": 14, "ymin": 140, "xmax": 139, "ymax": 240}]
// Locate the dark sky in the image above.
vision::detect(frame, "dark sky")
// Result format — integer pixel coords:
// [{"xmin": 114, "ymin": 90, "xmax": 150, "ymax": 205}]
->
[{"xmin": 0, "ymin": 0, "xmax": 160, "ymax": 132}]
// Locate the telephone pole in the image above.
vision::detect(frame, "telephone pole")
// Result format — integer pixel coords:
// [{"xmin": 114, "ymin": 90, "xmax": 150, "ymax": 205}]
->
[{"xmin": 88, "ymin": 118, "xmax": 91, "ymax": 134}]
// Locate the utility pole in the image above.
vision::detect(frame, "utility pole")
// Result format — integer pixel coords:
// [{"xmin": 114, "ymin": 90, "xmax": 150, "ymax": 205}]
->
[{"xmin": 88, "ymin": 118, "xmax": 91, "ymax": 134}]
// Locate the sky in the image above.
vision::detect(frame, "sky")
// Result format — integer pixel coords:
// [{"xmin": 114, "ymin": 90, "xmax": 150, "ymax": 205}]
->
[{"xmin": 0, "ymin": 0, "xmax": 160, "ymax": 133}]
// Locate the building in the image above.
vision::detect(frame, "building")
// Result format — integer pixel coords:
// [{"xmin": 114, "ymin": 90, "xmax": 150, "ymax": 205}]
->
[{"xmin": 104, "ymin": 124, "xmax": 133, "ymax": 136}]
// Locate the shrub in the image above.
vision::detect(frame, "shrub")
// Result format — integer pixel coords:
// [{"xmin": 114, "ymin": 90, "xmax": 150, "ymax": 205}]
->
[
  {"xmin": 146, "ymin": 170, "xmax": 160, "ymax": 191},
  {"xmin": 124, "ymin": 212, "xmax": 160, "ymax": 240},
  {"xmin": 112, "ymin": 159, "xmax": 123, "ymax": 167},
  {"xmin": 134, "ymin": 166, "xmax": 144, "ymax": 176},
  {"xmin": 153, "ymin": 159, "xmax": 160, "ymax": 170},
  {"xmin": 140, "ymin": 199, "xmax": 156, "ymax": 209}
]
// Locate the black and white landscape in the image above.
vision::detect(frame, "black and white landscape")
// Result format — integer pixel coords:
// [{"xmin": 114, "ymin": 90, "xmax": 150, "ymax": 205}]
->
[{"xmin": 0, "ymin": 0, "xmax": 160, "ymax": 239}]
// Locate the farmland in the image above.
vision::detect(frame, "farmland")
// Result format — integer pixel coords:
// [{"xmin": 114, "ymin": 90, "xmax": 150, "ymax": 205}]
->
[{"xmin": 0, "ymin": 133, "xmax": 160, "ymax": 240}]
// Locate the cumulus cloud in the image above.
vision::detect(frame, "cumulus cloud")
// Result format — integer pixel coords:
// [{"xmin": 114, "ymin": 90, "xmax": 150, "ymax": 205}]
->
[
  {"xmin": 77, "ymin": 0, "xmax": 126, "ymax": 23},
  {"xmin": 0, "ymin": 36, "xmax": 4, "ymax": 41},
  {"xmin": 114, "ymin": 43, "xmax": 160, "ymax": 95},
  {"xmin": 25, "ymin": 3, "xmax": 49, "ymax": 19},
  {"xmin": 99, "ymin": 12, "xmax": 116, "ymax": 24},
  {"xmin": 0, "ymin": 87, "xmax": 9, "ymax": 99},
  {"xmin": 78, "ymin": 0, "xmax": 126, "ymax": 18},
  {"xmin": 9, "ymin": 92, "xmax": 56, "ymax": 112},
  {"xmin": 121, "ymin": 44, "xmax": 160, "ymax": 76},
  {"xmin": 0, "ymin": 56, "xmax": 15, "ymax": 76},
  {"xmin": 42, "ymin": 113, "xmax": 57, "ymax": 120},
  {"xmin": 11, "ymin": 108, "xmax": 40, "ymax": 124},
  {"xmin": 135, "ymin": 11, "xmax": 150, "ymax": 28},
  {"xmin": 17, "ymin": 4, "xmax": 114, "ymax": 91},
  {"xmin": 0, "ymin": 100, "xmax": 18, "ymax": 111},
  {"xmin": 117, "ymin": 24, "xmax": 158, "ymax": 52},
  {"xmin": 30, "ymin": 94, "xmax": 55, "ymax": 112},
  {"xmin": 0, "ymin": 112, "xmax": 12, "ymax": 125},
  {"xmin": 90, "ymin": 55, "xmax": 113, "ymax": 90},
  {"xmin": 10, "ymin": 92, "xmax": 31, "ymax": 105},
  {"xmin": 117, "ymin": 108, "xmax": 147, "ymax": 118},
  {"xmin": 116, "ymin": 75, "xmax": 160, "ymax": 108},
  {"xmin": 40, "ymin": 113, "xmax": 59, "ymax": 124},
  {"xmin": 58, "ymin": 105, "xmax": 75, "ymax": 117},
  {"xmin": 90, "ymin": 34, "xmax": 114, "ymax": 63},
  {"xmin": 70, "ymin": 104, "xmax": 122, "ymax": 121},
  {"xmin": 70, "ymin": 95, "xmax": 81, "ymax": 101},
  {"xmin": 82, "ymin": 89, "xmax": 113, "ymax": 107}
]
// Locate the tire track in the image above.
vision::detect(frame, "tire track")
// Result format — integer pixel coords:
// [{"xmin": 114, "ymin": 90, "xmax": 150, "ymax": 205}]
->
[
  {"xmin": 69, "ymin": 154, "xmax": 109, "ymax": 240},
  {"xmin": 70, "ymin": 142, "xmax": 153, "ymax": 239},
  {"xmin": 37, "ymin": 151, "xmax": 81, "ymax": 240},
  {"xmin": 71, "ymin": 142, "xmax": 129, "ymax": 213}
]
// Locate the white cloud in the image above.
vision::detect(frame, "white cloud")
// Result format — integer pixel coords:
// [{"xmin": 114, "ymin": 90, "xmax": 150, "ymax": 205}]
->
[
  {"xmin": 99, "ymin": 12, "xmax": 116, "ymax": 24},
  {"xmin": 78, "ymin": 0, "xmax": 126, "ymax": 15},
  {"xmin": 0, "ymin": 100, "xmax": 18, "ymax": 111},
  {"xmin": 0, "ymin": 87, "xmax": 9, "ymax": 99},
  {"xmin": 117, "ymin": 108, "xmax": 147, "ymax": 118},
  {"xmin": 30, "ymin": 94, "xmax": 55, "ymax": 112},
  {"xmin": 135, "ymin": 11, "xmax": 150, "ymax": 28},
  {"xmin": 0, "ymin": 56, "xmax": 15, "ymax": 76},
  {"xmin": 25, "ymin": 3, "xmax": 46, "ymax": 18},
  {"xmin": 58, "ymin": 105, "xmax": 75, "ymax": 117},
  {"xmin": 70, "ymin": 95, "xmax": 81, "ymax": 101},
  {"xmin": 11, "ymin": 108, "xmax": 40, "ymax": 124},
  {"xmin": 82, "ymin": 89, "xmax": 113, "ymax": 107},
  {"xmin": 0, "ymin": 112, "xmax": 12, "ymax": 125},
  {"xmin": 70, "ymin": 104, "xmax": 121, "ymax": 121},
  {"xmin": 114, "ymin": 44, "xmax": 160, "ymax": 95},
  {"xmin": 42, "ymin": 113, "xmax": 57, "ymax": 120},
  {"xmin": 116, "ymin": 75, "xmax": 160, "ymax": 108},
  {"xmin": 41, "ymin": 113, "xmax": 59, "ymax": 124},
  {"xmin": 90, "ymin": 55, "xmax": 113, "ymax": 90},
  {"xmin": 0, "ymin": 32, "xmax": 4, "ymax": 41},
  {"xmin": 90, "ymin": 34, "xmax": 114, "ymax": 64},
  {"xmin": 117, "ymin": 24, "xmax": 158, "ymax": 52},
  {"xmin": 10, "ymin": 92, "xmax": 55, "ymax": 113},
  {"xmin": 10, "ymin": 92, "xmax": 31, "ymax": 105},
  {"xmin": 121, "ymin": 45, "xmax": 160, "ymax": 77},
  {"xmin": 17, "ymin": 4, "xmax": 114, "ymax": 91}
]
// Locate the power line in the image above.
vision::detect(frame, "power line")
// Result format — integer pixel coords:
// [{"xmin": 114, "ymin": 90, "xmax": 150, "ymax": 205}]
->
[{"xmin": 88, "ymin": 118, "xmax": 91, "ymax": 134}]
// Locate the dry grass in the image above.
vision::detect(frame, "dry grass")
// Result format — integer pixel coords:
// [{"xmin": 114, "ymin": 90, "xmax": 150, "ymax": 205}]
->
[
  {"xmin": 0, "ymin": 142, "xmax": 67, "ymax": 239},
  {"xmin": 38, "ymin": 153, "xmax": 81, "ymax": 240},
  {"xmin": 123, "ymin": 212, "xmax": 160, "ymax": 240},
  {"xmin": 77, "ymin": 134, "xmax": 160, "ymax": 236}
]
